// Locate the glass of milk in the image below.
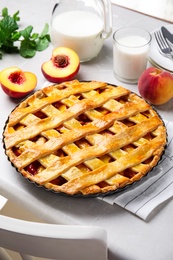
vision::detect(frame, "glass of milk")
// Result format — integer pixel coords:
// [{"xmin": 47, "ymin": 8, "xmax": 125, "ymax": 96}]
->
[
  {"xmin": 113, "ymin": 27, "xmax": 151, "ymax": 84},
  {"xmin": 50, "ymin": 0, "xmax": 112, "ymax": 62}
]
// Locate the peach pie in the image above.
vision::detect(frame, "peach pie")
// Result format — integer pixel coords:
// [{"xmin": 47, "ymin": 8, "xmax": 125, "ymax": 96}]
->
[{"xmin": 3, "ymin": 80, "xmax": 167, "ymax": 196}]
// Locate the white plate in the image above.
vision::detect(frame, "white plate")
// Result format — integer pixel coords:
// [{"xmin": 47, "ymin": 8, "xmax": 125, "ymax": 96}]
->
[{"xmin": 149, "ymin": 25, "xmax": 173, "ymax": 72}]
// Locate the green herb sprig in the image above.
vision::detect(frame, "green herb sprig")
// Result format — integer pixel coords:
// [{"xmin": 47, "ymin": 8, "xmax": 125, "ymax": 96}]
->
[{"xmin": 0, "ymin": 7, "xmax": 51, "ymax": 59}]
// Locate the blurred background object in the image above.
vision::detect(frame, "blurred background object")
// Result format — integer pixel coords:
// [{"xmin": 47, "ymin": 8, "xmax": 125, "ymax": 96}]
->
[{"xmin": 111, "ymin": 0, "xmax": 173, "ymax": 22}]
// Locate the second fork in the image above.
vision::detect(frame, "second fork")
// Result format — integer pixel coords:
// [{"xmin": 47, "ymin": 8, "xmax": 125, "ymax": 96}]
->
[{"xmin": 154, "ymin": 30, "xmax": 173, "ymax": 60}]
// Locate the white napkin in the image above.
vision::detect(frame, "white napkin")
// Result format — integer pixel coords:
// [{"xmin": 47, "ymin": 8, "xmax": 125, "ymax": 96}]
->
[
  {"xmin": 0, "ymin": 195, "xmax": 8, "ymax": 211},
  {"xmin": 99, "ymin": 120, "xmax": 173, "ymax": 220}
]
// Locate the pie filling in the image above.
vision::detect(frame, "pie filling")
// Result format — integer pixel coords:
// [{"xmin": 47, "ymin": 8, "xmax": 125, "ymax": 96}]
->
[{"xmin": 3, "ymin": 80, "xmax": 167, "ymax": 196}]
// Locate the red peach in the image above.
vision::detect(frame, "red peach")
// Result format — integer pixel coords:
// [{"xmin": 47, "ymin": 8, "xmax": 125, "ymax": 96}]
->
[
  {"xmin": 41, "ymin": 47, "xmax": 80, "ymax": 83},
  {"xmin": 0, "ymin": 67, "xmax": 37, "ymax": 98},
  {"xmin": 138, "ymin": 67, "xmax": 173, "ymax": 105}
]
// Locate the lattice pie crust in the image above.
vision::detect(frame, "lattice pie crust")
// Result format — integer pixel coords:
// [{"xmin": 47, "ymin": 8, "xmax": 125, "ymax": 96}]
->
[{"xmin": 3, "ymin": 80, "xmax": 167, "ymax": 196}]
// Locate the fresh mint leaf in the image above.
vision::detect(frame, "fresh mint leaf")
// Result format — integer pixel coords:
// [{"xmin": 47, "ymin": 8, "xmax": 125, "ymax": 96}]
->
[
  {"xmin": 20, "ymin": 26, "xmax": 33, "ymax": 39},
  {"xmin": 2, "ymin": 7, "xmax": 8, "ymax": 17},
  {"xmin": 39, "ymin": 23, "xmax": 49, "ymax": 38},
  {"xmin": 19, "ymin": 39, "xmax": 36, "ymax": 58},
  {"xmin": 0, "ymin": 11, "xmax": 19, "ymax": 55},
  {"xmin": 11, "ymin": 31, "xmax": 21, "ymax": 41},
  {"xmin": 0, "ymin": 7, "xmax": 50, "ymax": 59},
  {"xmin": 36, "ymin": 37, "xmax": 50, "ymax": 51},
  {"xmin": 31, "ymin": 33, "xmax": 39, "ymax": 40},
  {"xmin": 36, "ymin": 23, "xmax": 51, "ymax": 51},
  {"xmin": 0, "ymin": 16, "xmax": 19, "ymax": 35},
  {"xmin": 13, "ymin": 10, "xmax": 20, "ymax": 22}
]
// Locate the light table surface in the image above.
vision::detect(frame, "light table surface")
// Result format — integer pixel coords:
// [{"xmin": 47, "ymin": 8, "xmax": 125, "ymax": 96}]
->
[{"xmin": 0, "ymin": 1, "xmax": 173, "ymax": 260}]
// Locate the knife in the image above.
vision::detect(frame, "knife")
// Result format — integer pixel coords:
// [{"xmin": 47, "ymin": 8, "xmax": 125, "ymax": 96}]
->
[{"xmin": 161, "ymin": 26, "xmax": 173, "ymax": 44}]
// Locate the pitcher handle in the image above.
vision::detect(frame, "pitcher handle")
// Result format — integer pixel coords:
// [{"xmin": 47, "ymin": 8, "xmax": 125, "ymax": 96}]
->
[{"xmin": 101, "ymin": 0, "xmax": 112, "ymax": 39}]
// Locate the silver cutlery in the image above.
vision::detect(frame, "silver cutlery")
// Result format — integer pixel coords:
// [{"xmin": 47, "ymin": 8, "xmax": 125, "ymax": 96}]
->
[
  {"xmin": 154, "ymin": 30, "xmax": 173, "ymax": 60},
  {"xmin": 161, "ymin": 26, "xmax": 173, "ymax": 45}
]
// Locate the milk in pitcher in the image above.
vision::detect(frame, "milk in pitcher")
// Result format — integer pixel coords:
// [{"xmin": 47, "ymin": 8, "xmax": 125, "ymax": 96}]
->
[{"xmin": 51, "ymin": 10, "xmax": 104, "ymax": 62}]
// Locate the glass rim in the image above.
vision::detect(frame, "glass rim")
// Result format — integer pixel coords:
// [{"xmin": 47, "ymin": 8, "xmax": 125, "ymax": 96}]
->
[{"xmin": 113, "ymin": 26, "xmax": 152, "ymax": 48}]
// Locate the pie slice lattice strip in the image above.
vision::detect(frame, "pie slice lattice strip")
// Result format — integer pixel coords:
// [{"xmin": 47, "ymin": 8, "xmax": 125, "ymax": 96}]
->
[{"xmin": 3, "ymin": 80, "xmax": 167, "ymax": 196}]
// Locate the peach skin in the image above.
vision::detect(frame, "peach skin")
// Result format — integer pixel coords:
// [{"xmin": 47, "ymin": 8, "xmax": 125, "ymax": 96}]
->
[
  {"xmin": 0, "ymin": 67, "xmax": 37, "ymax": 98},
  {"xmin": 138, "ymin": 67, "xmax": 173, "ymax": 105},
  {"xmin": 41, "ymin": 47, "xmax": 80, "ymax": 83}
]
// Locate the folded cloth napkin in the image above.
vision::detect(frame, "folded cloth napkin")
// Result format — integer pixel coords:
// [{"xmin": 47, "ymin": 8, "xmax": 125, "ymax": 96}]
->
[
  {"xmin": 99, "ymin": 120, "xmax": 173, "ymax": 220},
  {"xmin": 0, "ymin": 195, "xmax": 8, "ymax": 211}
]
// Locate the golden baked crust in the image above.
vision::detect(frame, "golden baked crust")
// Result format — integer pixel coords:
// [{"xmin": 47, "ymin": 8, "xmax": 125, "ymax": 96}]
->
[{"xmin": 3, "ymin": 80, "xmax": 167, "ymax": 195}]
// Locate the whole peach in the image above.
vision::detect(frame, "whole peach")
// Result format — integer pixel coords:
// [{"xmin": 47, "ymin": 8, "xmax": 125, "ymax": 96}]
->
[{"xmin": 138, "ymin": 67, "xmax": 173, "ymax": 105}]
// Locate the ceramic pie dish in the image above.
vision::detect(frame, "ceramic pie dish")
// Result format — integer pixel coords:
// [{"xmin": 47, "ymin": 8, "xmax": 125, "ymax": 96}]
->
[{"xmin": 3, "ymin": 80, "xmax": 167, "ymax": 196}]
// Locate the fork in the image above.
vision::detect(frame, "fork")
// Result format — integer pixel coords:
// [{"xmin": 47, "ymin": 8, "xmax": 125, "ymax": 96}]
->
[{"xmin": 154, "ymin": 30, "xmax": 173, "ymax": 60}]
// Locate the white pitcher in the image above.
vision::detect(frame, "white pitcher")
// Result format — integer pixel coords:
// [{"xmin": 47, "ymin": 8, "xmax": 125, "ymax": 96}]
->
[{"xmin": 50, "ymin": 0, "xmax": 112, "ymax": 62}]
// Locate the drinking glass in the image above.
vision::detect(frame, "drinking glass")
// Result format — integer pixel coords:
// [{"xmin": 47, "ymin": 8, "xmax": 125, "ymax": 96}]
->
[{"xmin": 113, "ymin": 27, "xmax": 151, "ymax": 83}]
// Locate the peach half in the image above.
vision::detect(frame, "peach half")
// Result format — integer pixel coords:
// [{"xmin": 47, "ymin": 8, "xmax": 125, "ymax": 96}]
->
[
  {"xmin": 41, "ymin": 47, "xmax": 80, "ymax": 83},
  {"xmin": 0, "ymin": 67, "xmax": 37, "ymax": 98}
]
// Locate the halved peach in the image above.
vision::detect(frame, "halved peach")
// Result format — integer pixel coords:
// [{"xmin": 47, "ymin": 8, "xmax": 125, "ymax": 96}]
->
[
  {"xmin": 0, "ymin": 67, "xmax": 37, "ymax": 98},
  {"xmin": 41, "ymin": 47, "xmax": 80, "ymax": 83}
]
